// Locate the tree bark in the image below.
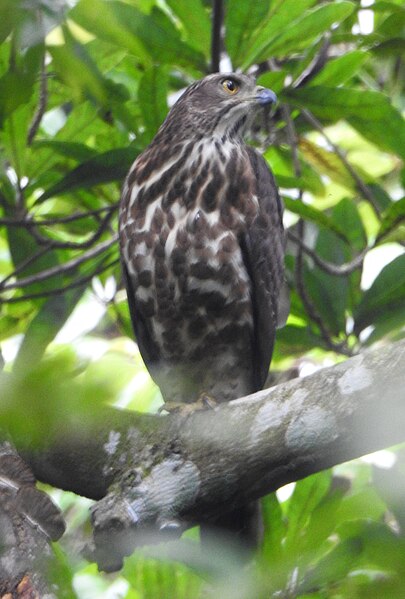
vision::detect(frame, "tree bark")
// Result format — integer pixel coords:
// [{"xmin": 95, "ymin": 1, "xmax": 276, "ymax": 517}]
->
[{"xmin": 17, "ymin": 339, "xmax": 405, "ymax": 570}]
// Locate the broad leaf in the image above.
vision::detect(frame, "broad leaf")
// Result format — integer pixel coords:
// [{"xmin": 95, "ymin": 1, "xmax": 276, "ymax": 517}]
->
[
  {"xmin": 354, "ymin": 253, "xmax": 405, "ymax": 334},
  {"xmin": 13, "ymin": 289, "xmax": 84, "ymax": 372},
  {"xmin": 310, "ymin": 50, "xmax": 369, "ymax": 87},
  {"xmin": 240, "ymin": 0, "xmax": 317, "ymax": 68},
  {"xmin": 71, "ymin": 0, "xmax": 206, "ymax": 70},
  {"xmin": 165, "ymin": 0, "xmax": 211, "ymax": 55},
  {"xmin": 138, "ymin": 66, "xmax": 168, "ymax": 142},
  {"xmin": 285, "ymin": 86, "xmax": 405, "ymax": 160},
  {"xmin": 376, "ymin": 197, "xmax": 405, "ymax": 243},
  {"xmin": 242, "ymin": 2, "xmax": 353, "ymax": 67},
  {"xmin": 225, "ymin": 0, "xmax": 270, "ymax": 67},
  {"xmin": 282, "ymin": 196, "xmax": 349, "ymax": 242},
  {"xmin": 37, "ymin": 147, "xmax": 139, "ymax": 202},
  {"xmin": 298, "ymin": 537, "xmax": 363, "ymax": 593}
]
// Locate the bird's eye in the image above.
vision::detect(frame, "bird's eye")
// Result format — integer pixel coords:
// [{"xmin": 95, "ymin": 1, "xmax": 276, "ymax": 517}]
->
[{"xmin": 222, "ymin": 79, "xmax": 239, "ymax": 95}]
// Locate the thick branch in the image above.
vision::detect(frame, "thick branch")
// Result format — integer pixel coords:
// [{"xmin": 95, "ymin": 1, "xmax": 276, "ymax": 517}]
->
[{"xmin": 21, "ymin": 339, "xmax": 405, "ymax": 569}]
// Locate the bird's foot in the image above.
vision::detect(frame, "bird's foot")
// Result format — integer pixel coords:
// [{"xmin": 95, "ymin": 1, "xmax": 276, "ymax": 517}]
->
[{"xmin": 159, "ymin": 393, "xmax": 217, "ymax": 417}]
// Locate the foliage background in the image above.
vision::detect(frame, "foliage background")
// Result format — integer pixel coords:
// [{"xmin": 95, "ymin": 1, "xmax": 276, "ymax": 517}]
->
[{"xmin": 0, "ymin": 0, "xmax": 404, "ymax": 597}]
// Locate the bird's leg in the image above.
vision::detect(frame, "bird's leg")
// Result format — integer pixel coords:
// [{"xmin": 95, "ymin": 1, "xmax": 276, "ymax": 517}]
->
[{"xmin": 159, "ymin": 392, "xmax": 217, "ymax": 416}]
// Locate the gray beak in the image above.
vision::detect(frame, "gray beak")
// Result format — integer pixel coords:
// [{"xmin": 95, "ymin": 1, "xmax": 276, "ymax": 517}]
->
[{"xmin": 255, "ymin": 87, "xmax": 277, "ymax": 106}]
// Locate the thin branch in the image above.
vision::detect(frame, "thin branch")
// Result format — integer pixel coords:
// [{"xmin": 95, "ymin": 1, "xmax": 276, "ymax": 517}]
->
[
  {"xmin": 282, "ymin": 105, "xmax": 352, "ymax": 356},
  {"xmin": 27, "ymin": 54, "xmax": 48, "ymax": 146},
  {"xmin": 0, "ymin": 235, "xmax": 118, "ymax": 292},
  {"xmin": 295, "ymin": 220, "xmax": 353, "ymax": 356},
  {"xmin": 287, "ymin": 230, "xmax": 369, "ymax": 276},
  {"xmin": 19, "ymin": 338, "xmax": 405, "ymax": 572},
  {"xmin": 0, "ymin": 204, "xmax": 118, "ymax": 227},
  {"xmin": 211, "ymin": 0, "xmax": 224, "ymax": 73},
  {"xmin": 301, "ymin": 109, "xmax": 381, "ymax": 217},
  {"xmin": 26, "ymin": 205, "xmax": 117, "ymax": 250},
  {"xmin": 0, "ymin": 258, "xmax": 119, "ymax": 303},
  {"xmin": 281, "ymin": 105, "xmax": 302, "ymax": 180},
  {"xmin": 293, "ymin": 34, "xmax": 331, "ymax": 88},
  {"xmin": 0, "ymin": 244, "xmax": 54, "ymax": 288},
  {"xmin": 0, "ymin": 234, "xmax": 118, "ymax": 291}
]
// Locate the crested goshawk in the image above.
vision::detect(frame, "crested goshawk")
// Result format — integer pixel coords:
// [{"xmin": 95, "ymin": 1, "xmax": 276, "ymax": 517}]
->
[{"xmin": 119, "ymin": 73, "xmax": 286, "ymax": 542}]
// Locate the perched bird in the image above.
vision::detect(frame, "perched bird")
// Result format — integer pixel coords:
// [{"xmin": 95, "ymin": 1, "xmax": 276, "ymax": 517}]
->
[{"xmin": 119, "ymin": 73, "xmax": 286, "ymax": 544}]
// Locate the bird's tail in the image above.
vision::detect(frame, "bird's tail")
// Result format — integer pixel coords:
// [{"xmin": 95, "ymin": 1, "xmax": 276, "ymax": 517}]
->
[{"xmin": 200, "ymin": 500, "xmax": 263, "ymax": 555}]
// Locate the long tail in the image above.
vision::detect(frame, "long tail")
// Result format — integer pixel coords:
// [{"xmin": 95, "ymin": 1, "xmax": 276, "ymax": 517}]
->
[{"xmin": 200, "ymin": 500, "xmax": 263, "ymax": 554}]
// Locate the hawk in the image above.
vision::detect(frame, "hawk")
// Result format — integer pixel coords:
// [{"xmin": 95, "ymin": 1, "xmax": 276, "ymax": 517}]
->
[{"xmin": 119, "ymin": 73, "xmax": 286, "ymax": 543}]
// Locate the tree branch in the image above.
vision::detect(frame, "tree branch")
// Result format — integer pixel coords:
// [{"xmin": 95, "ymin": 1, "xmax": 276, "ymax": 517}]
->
[
  {"xmin": 27, "ymin": 53, "xmax": 48, "ymax": 146},
  {"xmin": 0, "ymin": 205, "xmax": 118, "ymax": 227},
  {"xmin": 287, "ymin": 230, "xmax": 368, "ymax": 276},
  {"xmin": 211, "ymin": 0, "xmax": 224, "ymax": 73},
  {"xmin": 20, "ymin": 339, "xmax": 405, "ymax": 570},
  {"xmin": 301, "ymin": 109, "xmax": 381, "ymax": 217},
  {"xmin": 0, "ymin": 234, "xmax": 118, "ymax": 292},
  {"xmin": 0, "ymin": 257, "xmax": 118, "ymax": 303}
]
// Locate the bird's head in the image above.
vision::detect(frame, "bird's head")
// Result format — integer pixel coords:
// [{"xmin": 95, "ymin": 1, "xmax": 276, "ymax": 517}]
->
[{"xmin": 158, "ymin": 73, "xmax": 277, "ymax": 141}]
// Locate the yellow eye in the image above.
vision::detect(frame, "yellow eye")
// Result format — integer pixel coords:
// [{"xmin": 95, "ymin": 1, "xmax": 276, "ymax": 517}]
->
[{"xmin": 222, "ymin": 79, "xmax": 239, "ymax": 94}]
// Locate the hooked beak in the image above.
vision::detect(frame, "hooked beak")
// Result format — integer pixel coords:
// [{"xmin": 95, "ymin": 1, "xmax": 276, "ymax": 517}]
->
[{"xmin": 255, "ymin": 87, "xmax": 277, "ymax": 106}]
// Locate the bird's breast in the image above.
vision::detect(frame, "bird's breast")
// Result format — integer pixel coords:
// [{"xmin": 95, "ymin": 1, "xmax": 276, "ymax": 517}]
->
[{"xmin": 120, "ymin": 139, "xmax": 258, "ymax": 363}]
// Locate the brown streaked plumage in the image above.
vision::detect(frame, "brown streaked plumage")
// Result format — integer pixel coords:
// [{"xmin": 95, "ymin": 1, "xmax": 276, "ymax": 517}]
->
[{"xmin": 119, "ymin": 72, "xmax": 287, "ymax": 544}]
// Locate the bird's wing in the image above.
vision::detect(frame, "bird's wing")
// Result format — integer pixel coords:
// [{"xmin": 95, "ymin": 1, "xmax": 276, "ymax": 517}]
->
[
  {"xmin": 242, "ymin": 146, "xmax": 287, "ymax": 390},
  {"xmin": 121, "ymin": 261, "xmax": 161, "ymax": 372}
]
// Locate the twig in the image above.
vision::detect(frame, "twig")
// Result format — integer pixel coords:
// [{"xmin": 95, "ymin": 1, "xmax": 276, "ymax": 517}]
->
[
  {"xmin": 282, "ymin": 105, "xmax": 353, "ymax": 356},
  {"xmin": 0, "ymin": 205, "xmax": 118, "ymax": 227},
  {"xmin": 294, "ymin": 220, "xmax": 353, "ymax": 356},
  {"xmin": 0, "ymin": 258, "xmax": 119, "ymax": 303},
  {"xmin": 301, "ymin": 109, "xmax": 381, "ymax": 217},
  {"xmin": 27, "ymin": 54, "xmax": 48, "ymax": 146},
  {"xmin": 0, "ymin": 244, "xmax": 54, "ymax": 288},
  {"xmin": 0, "ymin": 235, "xmax": 118, "ymax": 292},
  {"xmin": 293, "ymin": 34, "xmax": 331, "ymax": 88},
  {"xmin": 211, "ymin": 0, "xmax": 224, "ymax": 73},
  {"xmin": 287, "ymin": 231, "xmax": 369, "ymax": 276},
  {"xmin": 25, "ymin": 206, "xmax": 116, "ymax": 250},
  {"xmin": 281, "ymin": 105, "xmax": 302, "ymax": 180}
]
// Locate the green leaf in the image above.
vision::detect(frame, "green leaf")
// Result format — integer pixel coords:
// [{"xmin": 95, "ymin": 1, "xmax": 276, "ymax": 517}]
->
[
  {"xmin": 285, "ymin": 472, "xmax": 332, "ymax": 555},
  {"xmin": 354, "ymin": 253, "xmax": 405, "ymax": 334},
  {"xmin": 0, "ymin": 0, "xmax": 17, "ymax": 44},
  {"xmin": 310, "ymin": 50, "xmax": 369, "ymax": 87},
  {"xmin": 13, "ymin": 288, "xmax": 84, "ymax": 372},
  {"xmin": 165, "ymin": 0, "xmax": 211, "ymax": 55},
  {"xmin": 0, "ymin": 44, "xmax": 43, "ymax": 127},
  {"xmin": 376, "ymin": 197, "xmax": 405, "ymax": 243},
  {"xmin": 282, "ymin": 196, "xmax": 349, "ymax": 242},
  {"xmin": 373, "ymin": 457, "xmax": 405, "ymax": 533},
  {"xmin": 240, "ymin": 0, "xmax": 317, "ymax": 68},
  {"xmin": 274, "ymin": 325, "xmax": 320, "ymax": 356},
  {"xmin": 257, "ymin": 71, "xmax": 287, "ymax": 95},
  {"xmin": 242, "ymin": 1, "xmax": 354, "ymax": 66},
  {"xmin": 36, "ymin": 147, "xmax": 138, "ymax": 202},
  {"xmin": 261, "ymin": 493, "xmax": 286, "ymax": 566},
  {"xmin": 225, "ymin": 0, "xmax": 271, "ymax": 66},
  {"xmin": 70, "ymin": 0, "xmax": 150, "ymax": 64},
  {"xmin": 337, "ymin": 487, "xmax": 387, "ymax": 524},
  {"xmin": 284, "ymin": 86, "xmax": 405, "ymax": 160},
  {"xmin": 285, "ymin": 85, "xmax": 394, "ymax": 121},
  {"xmin": 349, "ymin": 111, "xmax": 405, "ymax": 161},
  {"xmin": 138, "ymin": 66, "xmax": 168, "ymax": 142},
  {"xmin": 265, "ymin": 146, "xmax": 325, "ymax": 196},
  {"xmin": 298, "ymin": 537, "xmax": 363, "ymax": 593},
  {"xmin": 299, "ymin": 484, "xmax": 347, "ymax": 561},
  {"xmin": 48, "ymin": 28, "xmax": 107, "ymax": 105},
  {"xmin": 71, "ymin": 0, "xmax": 206, "ymax": 70},
  {"xmin": 299, "ymin": 138, "xmax": 357, "ymax": 191},
  {"xmin": 32, "ymin": 140, "xmax": 98, "ymax": 162}
]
